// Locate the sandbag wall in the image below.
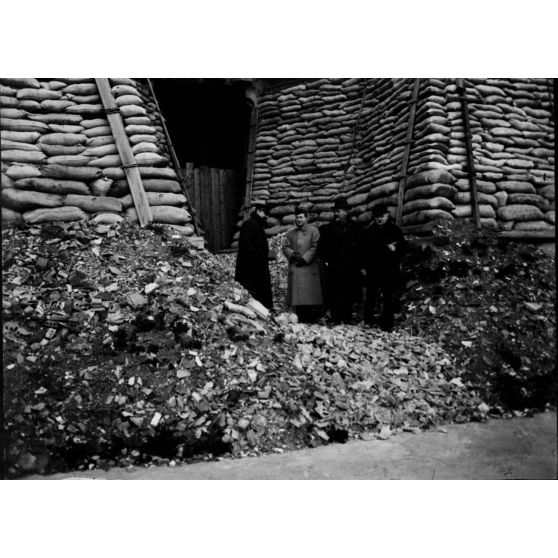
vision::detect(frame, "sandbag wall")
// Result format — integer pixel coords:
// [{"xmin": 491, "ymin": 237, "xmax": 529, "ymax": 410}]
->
[
  {"xmin": 440, "ymin": 78, "xmax": 554, "ymax": 231},
  {"xmin": 1, "ymin": 77, "xmax": 194, "ymax": 233},
  {"xmin": 246, "ymin": 78, "xmax": 367, "ymax": 237},
  {"xmin": 248, "ymin": 77, "xmax": 554, "ymax": 236}
]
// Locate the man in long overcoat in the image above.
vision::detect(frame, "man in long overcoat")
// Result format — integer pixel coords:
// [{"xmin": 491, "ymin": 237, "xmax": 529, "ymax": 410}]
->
[
  {"xmin": 282, "ymin": 205, "xmax": 323, "ymax": 322},
  {"xmin": 317, "ymin": 197, "xmax": 362, "ymax": 323},
  {"xmin": 235, "ymin": 200, "xmax": 273, "ymax": 309},
  {"xmin": 360, "ymin": 204, "xmax": 405, "ymax": 331}
]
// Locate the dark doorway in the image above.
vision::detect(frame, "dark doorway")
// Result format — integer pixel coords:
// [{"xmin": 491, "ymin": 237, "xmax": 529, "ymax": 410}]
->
[{"xmin": 150, "ymin": 78, "xmax": 252, "ymax": 251}]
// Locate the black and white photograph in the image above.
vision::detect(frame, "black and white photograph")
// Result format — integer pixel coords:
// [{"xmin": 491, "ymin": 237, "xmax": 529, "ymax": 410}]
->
[{"xmin": 1, "ymin": 2, "xmax": 556, "ymax": 557}]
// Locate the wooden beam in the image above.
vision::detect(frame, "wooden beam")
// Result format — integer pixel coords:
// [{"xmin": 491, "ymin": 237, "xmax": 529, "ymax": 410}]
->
[
  {"xmin": 498, "ymin": 229, "xmax": 555, "ymax": 241},
  {"xmin": 243, "ymin": 103, "xmax": 259, "ymax": 220},
  {"xmin": 95, "ymin": 78, "xmax": 152, "ymax": 227},
  {"xmin": 396, "ymin": 78, "xmax": 421, "ymax": 226},
  {"xmin": 457, "ymin": 78, "xmax": 481, "ymax": 230},
  {"xmin": 211, "ymin": 167, "xmax": 221, "ymax": 251}
]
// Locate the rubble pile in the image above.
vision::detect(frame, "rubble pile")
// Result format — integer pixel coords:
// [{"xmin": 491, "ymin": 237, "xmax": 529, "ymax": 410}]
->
[
  {"xmin": 399, "ymin": 220, "xmax": 556, "ymax": 411},
  {"xmin": 3, "ymin": 221, "xmax": 486, "ymax": 477}
]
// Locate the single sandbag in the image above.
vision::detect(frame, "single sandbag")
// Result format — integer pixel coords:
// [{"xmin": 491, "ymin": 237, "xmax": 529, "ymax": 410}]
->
[
  {"xmin": 103, "ymin": 167, "xmax": 125, "ymax": 180},
  {"xmin": 2, "ymin": 207, "xmax": 23, "ymax": 225},
  {"xmin": 1, "ymin": 118, "xmax": 49, "ymax": 133},
  {"xmin": 16, "ymin": 88, "xmax": 62, "ymax": 101},
  {"xmin": 1, "ymin": 173, "xmax": 15, "ymax": 189},
  {"xmin": 1, "ymin": 107, "xmax": 26, "ymax": 119},
  {"xmin": 39, "ymin": 132, "xmax": 87, "ymax": 146},
  {"xmin": 63, "ymin": 83, "xmax": 98, "ymax": 96},
  {"xmin": 48, "ymin": 81, "xmax": 67, "ymax": 90},
  {"xmin": 135, "ymin": 152, "xmax": 167, "ymax": 166},
  {"xmin": 41, "ymin": 143, "xmax": 85, "ymax": 156},
  {"xmin": 496, "ymin": 204, "xmax": 545, "ymax": 221},
  {"xmin": 2, "ymin": 140, "xmax": 42, "ymax": 152},
  {"xmin": 81, "ymin": 118, "xmax": 110, "ymax": 129},
  {"xmin": 0, "ymin": 83, "xmax": 19, "ymax": 95},
  {"xmin": 110, "ymin": 78, "xmax": 136, "ymax": 87},
  {"xmin": 1, "ymin": 188, "xmax": 64, "ymax": 211},
  {"xmin": 139, "ymin": 167, "xmax": 177, "ymax": 179},
  {"xmin": 48, "ymin": 124, "xmax": 84, "ymax": 134},
  {"xmin": 46, "ymin": 155, "xmax": 93, "ymax": 167},
  {"xmin": 41, "ymin": 164, "xmax": 103, "ymax": 181},
  {"xmin": 452, "ymin": 204, "xmax": 496, "ymax": 219},
  {"xmin": 142, "ymin": 179, "xmax": 182, "ymax": 193},
  {"xmin": 15, "ymin": 177, "xmax": 90, "ymax": 195},
  {"xmin": 66, "ymin": 103, "xmax": 104, "ymax": 115},
  {"xmin": 125, "ymin": 116, "xmax": 152, "ymax": 126},
  {"xmin": 5, "ymin": 164, "xmax": 42, "ymax": 180},
  {"xmin": 120, "ymin": 191, "xmax": 186, "ymax": 209},
  {"xmin": 151, "ymin": 205, "xmax": 190, "ymax": 224},
  {"xmin": 85, "ymin": 135, "xmax": 115, "ymax": 147},
  {"xmin": 131, "ymin": 142, "xmax": 159, "ymax": 155},
  {"xmin": 404, "ymin": 183, "xmax": 457, "ymax": 202},
  {"xmin": 129, "ymin": 134, "xmax": 158, "ymax": 145},
  {"xmin": 507, "ymin": 193, "xmax": 549, "ymax": 211},
  {"xmin": 23, "ymin": 205, "xmax": 87, "ymax": 224},
  {"xmin": 90, "ymin": 177, "xmax": 113, "ymax": 197},
  {"xmin": 513, "ymin": 220, "xmax": 554, "ymax": 231},
  {"xmin": 28, "ymin": 112, "xmax": 83, "ymax": 125},
  {"xmin": 40, "ymin": 99, "xmax": 75, "ymax": 112},
  {"xmin": 1, "ymin": 130, "xmax": 41, "ymax": 143},
  {"xmin": 165, "ymin": 224, "xmax": 195, "ymax": 236},
  {"xmin": 0, "ymin": 77, "xmax": 36, "ymax": 88},
  {"xmin": 91, "ymin": 213, "xmax": 124, "ymax": 225},
  {"xmin": 84, "ymin": 125, "xmax": 113, "ymax": 138},
  {"xmin": 82, "ymin": 143, "xmax": 118, "ymax": 157},
  {"xmin": 119, "ymin": 104, "xmax": 147, "ymax": 118},
  {"xmin": 112, "ymin": 85, "xmax": 140, "ymax": 97},
  {"xmin": 64, "ymin": 194, "xmax": 123, "ymax": 213},
  {"xmin": 66, "ymin": 94, "xmax": 100, "ymax": 104},
  {"xmin": 125, "ymin": 124, "xmax": 156, "ymax": 135},
  {"xmin": 88, "ymin": 154, "xmax": 122, "ymax": 168},
  {"xmin": 1, "ymin": 150, "xmax": 47, "ymax": 164},
  {"xmin": 115, "ymin": 95, "xmax": 143, "ymax": 106},
  {"xmin": 0, "ymin": 95, "xmax": 18, "ymax": 108},
  {"xmin": 403, "ymin": 196, "xmax": 455, "ymax": 215},
  {"xmin": 497, "ymin": 181, "xmax": 536, "ymax": 194}
]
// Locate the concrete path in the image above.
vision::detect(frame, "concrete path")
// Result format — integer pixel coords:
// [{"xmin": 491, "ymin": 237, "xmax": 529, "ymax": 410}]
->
[{"xmin": 35, "ymin": 411, "xmax": 557, "ymax": 480}]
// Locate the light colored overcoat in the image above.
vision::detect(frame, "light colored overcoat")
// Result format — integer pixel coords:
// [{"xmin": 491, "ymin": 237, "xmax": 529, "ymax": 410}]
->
[{"xmin": 282, "ymin": 224, "xmax": 324, "ymax": 306}]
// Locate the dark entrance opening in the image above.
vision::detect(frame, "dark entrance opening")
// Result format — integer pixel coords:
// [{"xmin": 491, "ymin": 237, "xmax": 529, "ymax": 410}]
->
[{"xmin": 150, "ymin": 78, "xmax": 252, "ymax": 252}]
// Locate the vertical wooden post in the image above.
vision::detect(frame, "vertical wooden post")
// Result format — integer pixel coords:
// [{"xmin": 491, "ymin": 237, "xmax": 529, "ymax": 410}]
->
[
  {"xmin": 396, "ymin": 78, "xmax": 421, "ymax": 226},
  {"xmin": 457, "ymin": 78, "xmax": 481, "ymax": 229},
  {"xmin": 95, "ymin": 78, "xmax": 152, "ymax": 227},
  {"xmin": 243, "ymin": 102, "xmax": 259, "ymax": 219},
  {"xmin": 210, "ymin": 167, "xmax": 221, "ymax": 251}
]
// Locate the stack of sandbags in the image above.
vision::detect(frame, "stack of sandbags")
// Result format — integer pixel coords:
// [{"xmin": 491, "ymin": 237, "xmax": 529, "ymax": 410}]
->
[
  {"xmin": 433, "ymin": 78, "xmax": 554, "ymax": 231},
  {"xmin": 132, "ymin": 80, "xmax": 172, "ymax": 160},
  {"xmin": 248, "ymin": 78, "xmax": 366, "ymax": 238},
  {"xmin": 1, "ymin": 78, "xmax": 191, "ymax": 231}
]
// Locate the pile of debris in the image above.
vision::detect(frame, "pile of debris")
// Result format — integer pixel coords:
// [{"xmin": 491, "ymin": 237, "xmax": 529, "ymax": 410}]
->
[
  {"xmin": 399, "ymin": 220, "xmax": 556, "ymax": 411},
  {"xmin": 3, "ymin": 220, "xmax": 488, "ymax": 477}
]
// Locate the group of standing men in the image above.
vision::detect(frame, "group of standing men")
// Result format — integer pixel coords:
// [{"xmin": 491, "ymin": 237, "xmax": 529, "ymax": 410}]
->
[{"xmin": 235, "ymin": 197, "xmax": 405, "ymax": 331}]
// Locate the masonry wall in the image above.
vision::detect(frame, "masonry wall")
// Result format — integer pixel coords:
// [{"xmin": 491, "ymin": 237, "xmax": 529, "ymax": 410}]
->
[
  {"xmin": 249, "ymin": 77, "xmax": 555, "ymax": 235},
  {"xmin": 1, "ymin": 77, "xmax": 194, "ymax": 233}
]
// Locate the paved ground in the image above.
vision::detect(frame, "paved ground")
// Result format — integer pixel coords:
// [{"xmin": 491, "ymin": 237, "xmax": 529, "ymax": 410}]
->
[{"xmin": 33, "ymin": 411, "xmax": 556, "ymax": 480}]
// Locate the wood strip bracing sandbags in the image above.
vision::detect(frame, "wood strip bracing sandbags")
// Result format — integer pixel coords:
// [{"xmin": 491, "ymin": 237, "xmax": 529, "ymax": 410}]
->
[{"xmin": 1, "ymin": 78, "xmax": 193, "ymax": 232}]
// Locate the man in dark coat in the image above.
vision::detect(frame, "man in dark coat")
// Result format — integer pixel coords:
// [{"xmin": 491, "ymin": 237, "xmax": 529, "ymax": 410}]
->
[
  {"xmin": 317, "ymin": 197, "xmax": 362, "ymax": 323},
  {"xmin": 235, "ymin": 200, "xmax": 273, "ymax": 309},
  {"xmin": 360, "ymin": 204, "xmax": 405, "ymax": 331}
]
